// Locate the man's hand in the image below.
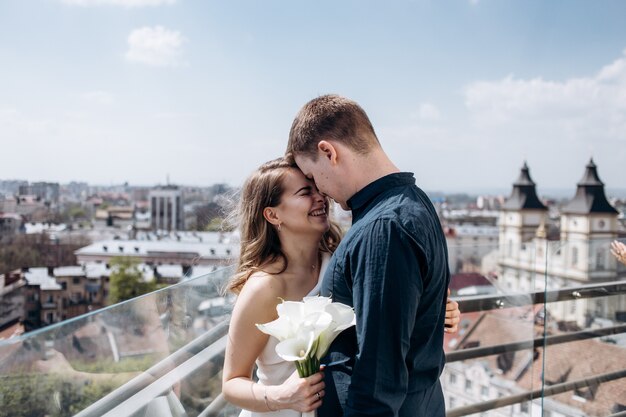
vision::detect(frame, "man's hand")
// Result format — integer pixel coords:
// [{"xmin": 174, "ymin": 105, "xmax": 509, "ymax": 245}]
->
[{"xmin": 444, "ymin": 289, "xmax": 460, "ymax": 333}]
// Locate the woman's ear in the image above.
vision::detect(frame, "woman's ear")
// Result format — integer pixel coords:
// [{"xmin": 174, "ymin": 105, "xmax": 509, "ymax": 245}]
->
[
  {"xmin": 318, "ymin": 140, "xmax": 339, "ymax": 165},
  {"xmin": 263, "ymin": 207, "xmax": 280, "ymax": 226}
]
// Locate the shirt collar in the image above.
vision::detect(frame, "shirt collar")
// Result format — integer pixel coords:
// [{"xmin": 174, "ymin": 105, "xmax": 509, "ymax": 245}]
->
[{"xmin": 347, "ymin": 172, "xmax": 416, "ymax": 212}]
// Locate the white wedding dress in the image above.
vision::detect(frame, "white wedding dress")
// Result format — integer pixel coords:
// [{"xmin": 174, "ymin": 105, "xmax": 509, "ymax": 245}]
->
[{"xmin": 238, "ymin": 253, "xmax": 330, "ymax": 417}]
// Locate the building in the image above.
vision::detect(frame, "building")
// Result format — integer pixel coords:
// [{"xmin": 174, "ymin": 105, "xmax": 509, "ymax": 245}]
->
[
  {"xmin": 94, "ymin": 205, "xmax": 135, "ymax": 229},
  {"xmin": 150, "ymin": 186, "xmax": 184, "ymax": 232},
  {"xmin": 54, "ymin": 266, "xmax": 102, "ymax": 318},
  {"xmin": 19, "ymin": 182, "xmax": 60, "ymax": 205},
  {"xmin": 23, "ymin": 267, "xmax": 64, "ymax": 326},
  {"xmin": 446, "ymin": 223, "xmax": 499, "ymax": 274},
  {"xmin": 0, "ymin": 264, "xmax": 112, "ymax": 332},
  {"xmin": 0, "ymin": 271, "xmax": 27, "ymax": 331},
  {"xmin": 497, "ymin": 159, "xmax": 626, "ymax": 326},
  {"xmin": 0, "ymin": 213, "xmax": 23, "ymax": 239},
  {"xmin": 74, "ymin": 231, "xmax": 238, "ymax": 271},
  {"xmin": 0, "ymin": 195, "xmax": 47, "ymax": 219}
]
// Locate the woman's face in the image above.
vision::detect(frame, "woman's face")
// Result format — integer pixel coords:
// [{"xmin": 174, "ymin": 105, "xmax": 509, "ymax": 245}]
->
[{"xmin": 272, "ymin": 168, "xmax": 330, "ymax": 236}]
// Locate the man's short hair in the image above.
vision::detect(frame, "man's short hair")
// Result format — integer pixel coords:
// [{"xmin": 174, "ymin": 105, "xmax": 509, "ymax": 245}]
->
[{"xmin": 287, "ymin": 94, "xmax": 380, "ymax": 159}]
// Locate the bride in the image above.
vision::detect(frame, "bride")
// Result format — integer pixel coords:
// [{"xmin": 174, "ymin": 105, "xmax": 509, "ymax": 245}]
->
[{"xmin": 222, "ymin": 156, "xmax": 460, "ymax": 416}]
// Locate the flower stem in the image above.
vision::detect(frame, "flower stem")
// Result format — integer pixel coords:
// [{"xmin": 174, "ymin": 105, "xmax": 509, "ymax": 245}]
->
[{"xmin": 295, "ymin": 360, "xmax": 305, "ymax": 378}]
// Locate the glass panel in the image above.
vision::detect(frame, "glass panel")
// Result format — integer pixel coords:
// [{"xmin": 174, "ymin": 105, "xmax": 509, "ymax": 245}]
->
[
  {"xmin": 442, "ymin": 241, "xmax": 544, "ymax": 416},
  {"xmin": 538, "ymin": 239, "xmax": 626, "ymax": 417},
  {"xmin": 0, "ymin": 266, "xmax": 235, "ymax": 417}
]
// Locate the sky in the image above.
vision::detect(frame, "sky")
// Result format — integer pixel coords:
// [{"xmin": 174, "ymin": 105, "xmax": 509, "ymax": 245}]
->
[{"xmin": 1, "ymin": 0, "xmax": 625, "ymax": 194}]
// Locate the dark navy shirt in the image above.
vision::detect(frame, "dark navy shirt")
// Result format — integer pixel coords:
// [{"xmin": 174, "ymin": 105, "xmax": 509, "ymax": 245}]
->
[{"xmin": 319, "ymin": 172, "xmax": 450, "ymax": 417}]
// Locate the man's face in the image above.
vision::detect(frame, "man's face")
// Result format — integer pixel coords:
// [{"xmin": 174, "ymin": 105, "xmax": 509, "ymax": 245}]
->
[{"xmin": 294, "ymin": 154, "xmax": 348, "ymax": 210}]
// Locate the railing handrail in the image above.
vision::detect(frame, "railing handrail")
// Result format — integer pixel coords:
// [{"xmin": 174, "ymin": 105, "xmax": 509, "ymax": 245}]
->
[
  {"xmin": 455, "ymin": 280, "xmax": 626, "ymax": 313},
  {"xmin": 446, "ymin": 324, "xmax": 626, "ymax": 363}
]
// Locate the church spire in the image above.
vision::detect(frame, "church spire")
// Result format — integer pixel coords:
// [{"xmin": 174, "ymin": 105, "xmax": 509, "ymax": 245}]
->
[
  {"xmin": 503, "ymin": 162, "xmax": 548, "ymax": 211},
  {"xmin": 562, "ymin": 159, "xmax": 618, "ymax": 214}
]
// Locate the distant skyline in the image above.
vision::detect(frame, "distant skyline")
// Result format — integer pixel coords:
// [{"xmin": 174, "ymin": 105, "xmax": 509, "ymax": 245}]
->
[{"xmin": 1, "ymin": 0, "xmax": 625, "ymax": 192}]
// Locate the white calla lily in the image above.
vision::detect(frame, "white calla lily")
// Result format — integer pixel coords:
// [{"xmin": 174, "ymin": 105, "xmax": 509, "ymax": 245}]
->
[
  {"xmin": 302, "ymin": 296, "xmax": 332, "ymax": 315},
  {"xmin": 315, "ymin": 303, "xmax": 356, "ymax": 359},
  {"xmin": 276, "ymin": 300, "xmax": 305, "ymax": 321},
  {"xmin": 275, "ymin": 331, "xmax": 316, "ymax": 362},
  {"xmin": 298, "ymin": 311, "xmax": 333, "ymax": 341},
  {"xmin": 325, "ymin": 302, "xmax": 356, "ymax": 331},
  {"xmin": 255, "ymin": 315, "xmax": 293, "ymax": 341},
  {"xmin": 256, "ymin": 296, "xmax": 355, "ymax": 385}
]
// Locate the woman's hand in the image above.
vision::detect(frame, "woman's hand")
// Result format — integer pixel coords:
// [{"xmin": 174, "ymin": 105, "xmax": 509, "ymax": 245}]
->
[
  {"xmin": 444, "ymin": 289, "xmax": 461, "ymax": 333},
  {"xmin": 611, "ymin": 240, "xmax": 626, "ymax": 266},
  {"xmin": 267, "ymin": 371, "xmax": 325, "ymax": 413}
]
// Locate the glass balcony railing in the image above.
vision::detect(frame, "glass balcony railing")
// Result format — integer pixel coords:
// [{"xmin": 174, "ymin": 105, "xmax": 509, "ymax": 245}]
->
[{"xmin": 1, "ymin": 239, "xmax": 625, "ymax": 417}]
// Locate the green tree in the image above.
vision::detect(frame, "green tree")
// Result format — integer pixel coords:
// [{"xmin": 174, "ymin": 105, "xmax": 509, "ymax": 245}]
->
[
  {"xmin": 108, "ymin": 257, "xmax": 156, "ymax": 304},
  {"xmin": 0, "ymin": 374, "xmax": 121, "ymax": 417}
]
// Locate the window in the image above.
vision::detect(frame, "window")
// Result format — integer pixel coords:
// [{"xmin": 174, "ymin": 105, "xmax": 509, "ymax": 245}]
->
[
  {"xmin": 465, "ymin": 380, "xmax": 473, "ymax": 392},
  {"xmin": 481, "ymin": 386, "xmax": 489, "ymax": 397},
  {"xmin": 449, "ymin": 397, "xmax": 456, "ymax": 408},
  {"xmin": 449, "ymin": 373, "xmax": 457, "ymax": 384},
  {"xmin": 596, "ymin": 249, "xmax": 606, "ymax": 270},
  {"xmin": 571, "ymin": 247, "xmax": 578, "ymax": 267},
  {"xmin": 73, "ymin": 277, "xmax": 81, "ymax": 285}
]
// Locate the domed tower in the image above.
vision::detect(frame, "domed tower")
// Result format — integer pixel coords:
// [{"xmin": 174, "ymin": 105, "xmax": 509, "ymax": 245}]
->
[{"xmin": 560, "ymin": 158, "xmax": 619, "ymax": 280}]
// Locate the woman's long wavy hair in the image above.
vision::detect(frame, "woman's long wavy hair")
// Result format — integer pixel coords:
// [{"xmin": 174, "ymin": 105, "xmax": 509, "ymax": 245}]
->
[{"xmin": 227, "ymin": 156, "xmax": 342, "ymax": 294}]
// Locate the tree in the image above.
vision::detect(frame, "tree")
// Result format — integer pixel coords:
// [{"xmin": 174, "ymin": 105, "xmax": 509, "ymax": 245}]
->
[
  {"xmin": 108, "ymin": 257, "xmax": 156, "ymax": 304},
  {"xmin": 193, "ymin": 202, "xmax": 222, "ymax": 231}
]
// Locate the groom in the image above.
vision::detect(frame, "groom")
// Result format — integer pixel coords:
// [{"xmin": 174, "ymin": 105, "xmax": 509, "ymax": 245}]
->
[{"xmin": 287, "ymin": 95, "xmax": 450, "ymax": 417}]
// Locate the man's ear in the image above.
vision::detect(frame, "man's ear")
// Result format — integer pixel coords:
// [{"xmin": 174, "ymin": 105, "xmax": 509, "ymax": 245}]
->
[
  {"xmin": 263, "ymin": 207, "xmax": 280, "ymax": 226},
  {"xmin": 318, "ymin": 140, "xmax": 339, "ymax": 165}
]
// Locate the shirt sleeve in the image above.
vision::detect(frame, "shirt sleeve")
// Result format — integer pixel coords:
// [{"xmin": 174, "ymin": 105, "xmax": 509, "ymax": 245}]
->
[{"xmin": 344, "ymin": 219, "xmax": 424, "ymax": 417}]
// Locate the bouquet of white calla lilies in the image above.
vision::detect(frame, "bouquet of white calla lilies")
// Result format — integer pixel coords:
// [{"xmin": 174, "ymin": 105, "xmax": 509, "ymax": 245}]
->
[{"xmin": 256, "ymin": 296, "xmax": 355, "ymax": 378}]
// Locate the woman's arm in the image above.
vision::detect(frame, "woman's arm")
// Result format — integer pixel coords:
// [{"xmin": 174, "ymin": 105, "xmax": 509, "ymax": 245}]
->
[{"xmin": 222, "ymin": 272, "xmax": 325, "ymax": 413}]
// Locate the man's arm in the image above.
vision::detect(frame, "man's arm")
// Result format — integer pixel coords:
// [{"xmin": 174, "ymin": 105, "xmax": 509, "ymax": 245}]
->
[{"xmin": 344, "ymin": 219, "xmax": 423, "ymax": 417}]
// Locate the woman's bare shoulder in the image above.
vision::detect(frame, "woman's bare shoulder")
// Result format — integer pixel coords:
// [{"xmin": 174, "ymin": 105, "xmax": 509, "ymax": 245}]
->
[{"xmin": 237, "ymin": 268, "xmax": 286, "ymax": 308}]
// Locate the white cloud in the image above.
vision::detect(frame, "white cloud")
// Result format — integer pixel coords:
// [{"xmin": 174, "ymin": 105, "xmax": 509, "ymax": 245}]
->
[
  {"xmin": 375, "ymin": 49, "xmax": 626, "ymax": 191},
  {"xmin": 411, "ymin": 102, "xmax": 441, "ymax": 121},
  {"xmin": 125, "ymin": 26, "xmax": 187, "ymax": 67},
  {"xmin": 61, "ymin": 0, "xmax": 175, "ymax": 7},
  {"xmin": 81, "ymin": 91, "xmax": 115, "ymax": 105},
  {"xmin": 464, "ymin": 48, "xmax": 626, "ymax": 143}
]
